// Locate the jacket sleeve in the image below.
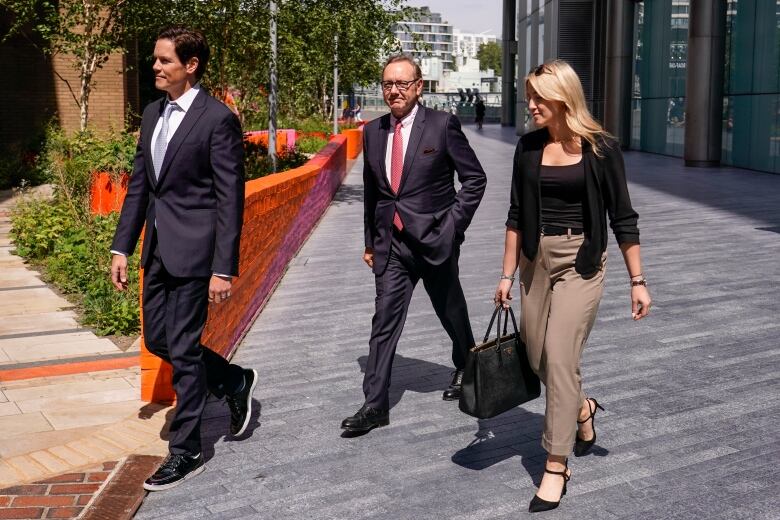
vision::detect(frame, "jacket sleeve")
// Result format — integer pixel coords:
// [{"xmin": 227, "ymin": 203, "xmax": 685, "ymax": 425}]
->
[
  {"xmin": 602, "ymin": 142, "xmax": 640, "ymax": 245},
  {"xmin": 111, "ymin": 131, "xmax": 149, "ymax": 256},
  {"xmin": 505, "ymin": 140, "xmax": 524, "ymax": 230},
  {"xmin": 209, "ymin": 111, "xmax": 245, "ymax": 276},
  {"xmin": 363, "ymin": 130, "xmax": 377, "ymax": 249},
  {"xmin": 445, "ymin": 114, "xmax": 487, "ymax": 233}
]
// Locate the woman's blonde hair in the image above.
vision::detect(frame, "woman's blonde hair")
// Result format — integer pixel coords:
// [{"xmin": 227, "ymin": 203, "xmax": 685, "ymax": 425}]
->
[{"xmin": 525, "ymin": 59, "xmax": 612, "ymax": 156}]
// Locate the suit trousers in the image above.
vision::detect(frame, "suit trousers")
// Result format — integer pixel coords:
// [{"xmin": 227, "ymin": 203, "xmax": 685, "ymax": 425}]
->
[
  {"xmin": 363, "ymin": 230, "xmax": 475, "ymax": 410},
  {"xmin": 519, "ymin": 233, "xmax": 606, "ymax": 456},
  {"xmin": 142, "ymin": 233, "xmax": 244, "ymax": 456}
]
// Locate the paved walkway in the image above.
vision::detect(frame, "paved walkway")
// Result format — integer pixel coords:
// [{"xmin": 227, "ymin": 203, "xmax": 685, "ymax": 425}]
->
[
  {"xmin": 140, "ymin": 126, "xmax": 776, "ymax": 518},
  {"xmin": 0, "ymin": 190, "xmax": 167, "ymax": 489}
]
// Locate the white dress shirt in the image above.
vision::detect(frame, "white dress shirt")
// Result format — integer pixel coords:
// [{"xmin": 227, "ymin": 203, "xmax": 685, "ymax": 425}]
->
[{"xmin": 384, "ymin": 104, "xmax": 418, "ymax": 185}]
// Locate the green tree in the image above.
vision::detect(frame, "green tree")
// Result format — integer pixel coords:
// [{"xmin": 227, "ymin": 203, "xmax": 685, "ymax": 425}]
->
[
  {"xmin": 477, "ymin": 41, "xmax": 502, "ymax": 76},
  {"xmin": 1, "ymin": 0, "xmax": 161, "ymax": 130}
]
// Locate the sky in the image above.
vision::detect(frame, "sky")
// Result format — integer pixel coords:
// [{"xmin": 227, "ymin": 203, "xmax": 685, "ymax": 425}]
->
[{"xmin": 404, "ymin": 0, "xmax": 503, "ymax": 35}]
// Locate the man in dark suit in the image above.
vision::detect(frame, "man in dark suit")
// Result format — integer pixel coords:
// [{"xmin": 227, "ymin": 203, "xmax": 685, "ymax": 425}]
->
[
  {"xmin": 341, "ymin": 55, "xmax": 487, "ymax": 433},
  {"xmin": 110, "ymin": 27, "xmax": 256, "ymax": 490}
]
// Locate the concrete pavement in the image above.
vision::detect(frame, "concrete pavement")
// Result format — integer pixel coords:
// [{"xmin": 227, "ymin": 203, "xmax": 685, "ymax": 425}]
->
[{"xmin": 135, "ymin": 125, "xmax": 780, "ymax": 520}]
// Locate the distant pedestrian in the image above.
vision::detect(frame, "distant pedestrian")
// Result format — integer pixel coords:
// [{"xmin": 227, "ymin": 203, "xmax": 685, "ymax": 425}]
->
[
  {"xmin": 475, "ymin": 98, "xmax": 485, "ymax": 129},
  {"xmin": 495, "ymin": 59, "xmax": 651, "ymax": 513},
  {"xmin": 450, "ymin": 102, "xmax": 458, "ymax": 116},
  {"xmin": 354, "ymin": 103, "xmax": 363, "ymax": 122}
]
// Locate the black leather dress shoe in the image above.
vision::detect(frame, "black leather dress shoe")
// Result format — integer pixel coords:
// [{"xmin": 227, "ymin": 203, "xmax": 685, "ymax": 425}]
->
[
  {"xmin": 442, "ymin": 369, "xmax": 464, "ymax": 401},
  {"xmin": 340, "ymin": 405, "xmax": 389, "ymax": 432},
  {"xmin": 143, "ymin": 453, "xmax": 205, "ymax": 491},
  {"xmin": 227, "ymin": 368, "xmax": 258, "ymax": 436}
]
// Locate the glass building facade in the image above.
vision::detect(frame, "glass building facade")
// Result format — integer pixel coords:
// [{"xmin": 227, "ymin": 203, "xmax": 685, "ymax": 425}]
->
[
  {"xmin": 507, "ymin": 0, "xmax": 780, "ymax": 174},
  {"xmin": 631, "ymin": 0, "xmax": 779, "ymax": 173}
]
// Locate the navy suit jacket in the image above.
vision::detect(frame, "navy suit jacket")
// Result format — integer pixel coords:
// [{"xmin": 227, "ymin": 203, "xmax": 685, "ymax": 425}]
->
[
  {"xmin": 363, "ymin": 105, "xmax": 487, "ymax": 275},
  {"xmin": 111, "ymin": 89, "xmax": 245, "ymax": 278}
]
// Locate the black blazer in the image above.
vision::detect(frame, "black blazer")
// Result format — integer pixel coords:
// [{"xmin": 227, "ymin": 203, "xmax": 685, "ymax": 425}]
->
[
  {"xmin": 506, "ymin": 127, "xmax": 639, "ymax": 276},
  {"xmin": 363, "ymin": 105, "xmax": 487, "ymax": 275},
  {"xmin": 111, "ymin": 89, "xmax": 245, "ymax": 278}
]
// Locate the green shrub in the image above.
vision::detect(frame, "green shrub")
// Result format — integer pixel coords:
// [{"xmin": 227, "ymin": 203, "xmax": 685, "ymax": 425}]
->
[
  {"xmin": 295, "ymin": 135, "xmax": 329, "ymax": 154},
  {"xmin": 10, "ymin": 128, "xmax": 140, "ymax": 336},
  {"xmin": 244, "ymin": 140, "xmax": 308, "ymax": 180},
  {"xmin": 11, "ymin": 197, "xmax": 141, "ymax": 336}
]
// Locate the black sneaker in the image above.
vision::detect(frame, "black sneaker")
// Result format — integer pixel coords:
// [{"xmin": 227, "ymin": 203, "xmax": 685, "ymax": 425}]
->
[
  {"xmin": 226, "ymin": 368, "xmax": 258, "ymax": 436},
  {"xmin": 143, "ymin": 453, "xmax": 205, "ymax": 491}
]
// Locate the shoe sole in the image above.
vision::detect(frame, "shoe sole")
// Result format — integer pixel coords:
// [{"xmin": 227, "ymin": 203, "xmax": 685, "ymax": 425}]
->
[
  {"xmin": 340, "ymin": 419, "xmax": 389, "ymax": 433},
  {"xmin": 233, "ymin": 369, "xmax": 259, "ymax": 437},
  {"xmin": 442, "ymin": 395, "xmax": 460, "ymax": 401},
  {"xmin": 142, "ymin": 464, "xmax": 206, "ymax": 491}
]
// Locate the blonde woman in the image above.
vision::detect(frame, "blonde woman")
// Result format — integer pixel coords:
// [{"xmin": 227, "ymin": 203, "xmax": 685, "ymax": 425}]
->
[{"xmin": 495, "ymin": 60, "xmax": 651, "ymax": 513}]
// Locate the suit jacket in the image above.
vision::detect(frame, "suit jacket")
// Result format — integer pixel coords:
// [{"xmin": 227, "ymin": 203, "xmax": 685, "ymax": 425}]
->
[
  {"xmin": 111, "ymin": 89, "xmax": 245, "ymax": 278},
  {"xmin": 506, "ymin": 127, "xmax": 639, "ymax": 276},
  {"xmin": 363, "ymin": 105, "xmax": 487, "ymax": 275}
]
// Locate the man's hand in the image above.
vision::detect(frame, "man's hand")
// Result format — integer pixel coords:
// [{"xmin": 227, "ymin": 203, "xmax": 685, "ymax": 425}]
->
[
  {"xmin": 111, "ymin": 254, "xmax": 128, "ymax": 291},
  {"xmin": 363, "ymin": 247, "xmax": 374, "ymax": 269},
  {"xmin": 209, "ymin": 275, "xmax": 232, "ymax": 304}
]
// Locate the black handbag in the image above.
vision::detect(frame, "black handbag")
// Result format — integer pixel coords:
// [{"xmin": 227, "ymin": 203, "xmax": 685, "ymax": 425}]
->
[{"xmin": 459, "ymin": 306, "xmax": 541, "ymax": 419}]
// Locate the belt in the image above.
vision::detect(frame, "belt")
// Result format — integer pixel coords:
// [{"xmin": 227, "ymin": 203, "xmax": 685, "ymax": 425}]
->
[{"xmin": 541, "ymin": 224, "xmax": 583, "ymax": 236}]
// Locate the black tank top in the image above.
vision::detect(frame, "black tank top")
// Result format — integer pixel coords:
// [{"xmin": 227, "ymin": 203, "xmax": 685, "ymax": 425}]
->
[{"xmin": 539, "ymin": 161, "xmax": 585, "ymax": 229}]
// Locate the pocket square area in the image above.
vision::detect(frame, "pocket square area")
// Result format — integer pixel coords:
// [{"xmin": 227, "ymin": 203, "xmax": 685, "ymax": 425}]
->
[{"xmin": 422, "ymin": 148, "xmax": 437, "ymax": 155}]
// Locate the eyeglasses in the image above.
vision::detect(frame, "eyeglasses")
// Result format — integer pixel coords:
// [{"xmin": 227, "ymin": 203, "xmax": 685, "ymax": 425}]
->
[
  {"xmin": 532, "ymin": 64, "xmax": 551, "ymax": 76},
  {"xmin": 381, "ymin": 79, "xmax": 420, "ymax": 92}
]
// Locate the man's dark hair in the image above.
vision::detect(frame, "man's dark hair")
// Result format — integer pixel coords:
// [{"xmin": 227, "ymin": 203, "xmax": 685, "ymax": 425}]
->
[
  {"xmin": 157, "ymin": 26, "xmax": 210, "ymax": 80},
  {"xmin": 383, "ymin": 54, "xmax": 422, "ymax": 80}
]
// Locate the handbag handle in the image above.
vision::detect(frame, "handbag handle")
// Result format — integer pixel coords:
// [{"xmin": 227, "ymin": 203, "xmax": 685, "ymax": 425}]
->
[
  {"xmin": 483, "ymin": 306, "xmax": 501, "ymax": 343},
  {"xmin": 483, "ymin": 306, "xmax": 520, "ymax": 343}
]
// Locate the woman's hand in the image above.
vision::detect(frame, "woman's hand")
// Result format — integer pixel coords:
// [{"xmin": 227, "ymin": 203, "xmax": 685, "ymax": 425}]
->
[
  {"xmin": 494, "ymin": 279, "xmax": 514, "ymax": 309},
  {"xmin": 631, "ymin": 285, "xmax": 651, "ymax": 320}
]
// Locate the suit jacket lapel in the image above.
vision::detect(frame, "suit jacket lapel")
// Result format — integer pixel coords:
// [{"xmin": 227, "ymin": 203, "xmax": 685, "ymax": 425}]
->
[
  {"xmin": 143, "ymin": 99, "xmax": 163, "ymax": 189},
  {"xmin": 377, "ymin": 114, "xmax": 391, "ymax": 190},
  {"xmin": 156, "ymin": 89, "xmax": 208, "ymax": 187},
  {"xmin": 399, "ymin": 104, "xmax": 426, "ymax": 194}
]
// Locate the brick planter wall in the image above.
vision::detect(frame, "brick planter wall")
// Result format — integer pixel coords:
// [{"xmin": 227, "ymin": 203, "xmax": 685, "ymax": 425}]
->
[{"xmin": 140, "ymin": 132, "xmax": 358, "ymax": 402}]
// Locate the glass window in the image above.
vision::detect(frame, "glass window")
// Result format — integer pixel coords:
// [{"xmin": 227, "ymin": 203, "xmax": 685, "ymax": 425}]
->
[
  {"xmin": 722, "ymin": 0, "xmax": 780, "ymax": 173},
  {"xmin": 631, "ymin": 1, "xmax": 689, "ymax": 157}
]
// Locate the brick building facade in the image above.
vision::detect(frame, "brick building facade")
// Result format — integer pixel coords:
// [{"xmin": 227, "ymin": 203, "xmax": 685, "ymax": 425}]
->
[{"xmin": 0, "ymin": 14, "xmax": 139, "ymax": 146}]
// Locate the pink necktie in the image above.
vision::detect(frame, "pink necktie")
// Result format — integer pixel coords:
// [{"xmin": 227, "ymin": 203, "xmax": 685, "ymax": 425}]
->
[{"xmin": 391, "ymin": 119, "xmax": 404, "ymax": 230}]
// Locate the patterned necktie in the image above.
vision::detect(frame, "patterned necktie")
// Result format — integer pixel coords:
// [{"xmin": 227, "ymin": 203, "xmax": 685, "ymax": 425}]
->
[
  {"xmin": 153, "ymin": 102, "xmax": 177, "ymax": 179},
  {"xmin": 390, "ymin": 118, "xmax": 404, "ymax": 230}
]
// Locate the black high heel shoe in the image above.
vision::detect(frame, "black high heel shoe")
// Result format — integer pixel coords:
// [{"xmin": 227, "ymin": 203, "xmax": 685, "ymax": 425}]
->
[
  {"xmin": 528, "ymin": 460, "xmax": 571, "ymax": 513},
  {"xmin": 574, "ymin": 397, "xmax": 605, "ymax": 457}
]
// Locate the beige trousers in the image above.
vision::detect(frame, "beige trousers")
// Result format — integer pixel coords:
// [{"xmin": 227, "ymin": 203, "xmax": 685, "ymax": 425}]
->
[{"xmin": 519, "ymin": 233, "xmax": 605, "ymax": 456}]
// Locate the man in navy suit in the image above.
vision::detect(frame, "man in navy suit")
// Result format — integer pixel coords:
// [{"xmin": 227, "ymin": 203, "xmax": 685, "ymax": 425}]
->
[
  {"xmin": 110, "ymin": 27, "xmax": 256, "ymax": 490},
  {"xmin": 341, "ymin": 55, "xmax": 487, "ymax": 433}
]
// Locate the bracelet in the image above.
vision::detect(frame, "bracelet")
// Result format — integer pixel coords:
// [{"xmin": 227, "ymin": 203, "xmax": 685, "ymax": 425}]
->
[
  {"xmin": 500, "ymin": 274, "xmax": 515, "ymax": 282},
  {"xmin": 630, "ymin": 278, "xmax": 647, "ymax": 287},
  {"xmin": 629, "ymin": 272, "xmax": 643, "ymax": 280}
]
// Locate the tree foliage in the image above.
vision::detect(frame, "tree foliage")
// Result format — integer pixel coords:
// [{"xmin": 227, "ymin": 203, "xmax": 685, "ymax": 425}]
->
[
  {"xmin": 477, "ymin": 41, "xmax": 502, "ymax": 76},
  {"xmin": 1, "ymin": 0, "xmax": 416, "ymax": 128}
]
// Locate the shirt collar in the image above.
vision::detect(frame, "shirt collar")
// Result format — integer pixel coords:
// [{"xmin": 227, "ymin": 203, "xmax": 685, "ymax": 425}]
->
[
  {"xmin": 167, "ymin": 83, "xmax": 201, "ymax": 112},
  {"xmin": 391, "ymin": 103, "xmax": 419, "ymax": 129}
]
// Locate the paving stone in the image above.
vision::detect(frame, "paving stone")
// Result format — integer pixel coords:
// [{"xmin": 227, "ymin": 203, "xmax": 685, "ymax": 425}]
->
[{"xmin": 136, "ymin": 127, "xmax": 780, "ymax": 519}]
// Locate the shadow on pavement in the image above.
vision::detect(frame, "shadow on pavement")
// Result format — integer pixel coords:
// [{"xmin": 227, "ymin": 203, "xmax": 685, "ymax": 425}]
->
[
  {"xmin": 137, "ymin": 402, "xmax": 174, "ymax": 441},
  {"xmin": 199, "ymin": 397, "xmax": 263, "ymax": 462},
  {"xmin": 331, "ymin": 183, "xmax": 364, "ymax": 206},
  {"xmin": 357, "ymin": 353, "xmax": 454, "ymax": 411}
]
